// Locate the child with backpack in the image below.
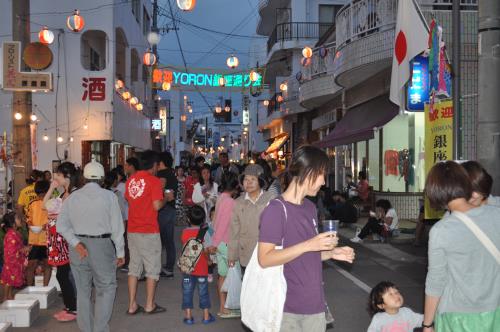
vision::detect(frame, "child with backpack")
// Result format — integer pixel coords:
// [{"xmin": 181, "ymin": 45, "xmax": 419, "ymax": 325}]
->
[{"xmin": 179, "ymin": 205, "xmax": 215, "ymax": 325}]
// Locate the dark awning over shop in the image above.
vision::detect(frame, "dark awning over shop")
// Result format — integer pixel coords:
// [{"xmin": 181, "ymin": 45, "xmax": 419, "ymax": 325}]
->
[{"xmin": 316, "ymin": 95, "xmax": 398, "ymax": 148}]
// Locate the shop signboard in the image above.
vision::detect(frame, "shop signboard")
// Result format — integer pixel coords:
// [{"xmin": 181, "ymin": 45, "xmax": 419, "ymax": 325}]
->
[
  {"xmin": 151, "ymin": 119, "xmax": 162, "ymax": 131},
  {"xmin": 159, "ymin": 107, "xmax": 167, "ymax": 136},
  {"xmin": 407, "ymin": 55, "xmax": 429, "ymax": 111},
  {"xmin": 424, "ymin": 99, "xmax": 453, "ymax": 219}
]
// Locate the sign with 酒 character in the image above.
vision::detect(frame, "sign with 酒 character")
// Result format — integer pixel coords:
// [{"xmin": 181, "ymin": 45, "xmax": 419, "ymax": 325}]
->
[
  {"xmin": 424, "ymin": 99, "xmax": 453, "ymax": 219},
  {"xmin": 1, "ymin": 41, "xmax": 52, "ymax": 91}
]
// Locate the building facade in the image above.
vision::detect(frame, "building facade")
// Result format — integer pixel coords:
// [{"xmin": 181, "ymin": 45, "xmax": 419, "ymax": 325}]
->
[
  {"xmin": 300, "ymin": 0, "xmax": 478, "ymax": 219},
  {"xmin": 0, "ymin": 0, "xmax": 153, "ymax": 174}
]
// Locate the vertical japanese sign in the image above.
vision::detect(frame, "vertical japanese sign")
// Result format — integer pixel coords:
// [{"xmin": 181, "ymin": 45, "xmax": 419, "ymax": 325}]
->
[
  {"xmin": 424, "ymin": 99, "xmax": 453, "ymax": 219},
  {"xmin": 159, "ymin": 107, "xmax": 167, "ymax": 136},
  {"xmin": 407, "ymin": 55, "xmax": 429, "ymax": 111}
]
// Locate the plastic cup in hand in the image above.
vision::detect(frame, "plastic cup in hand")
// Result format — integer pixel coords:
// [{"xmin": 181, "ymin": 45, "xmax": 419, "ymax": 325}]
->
[{"xmin": 322, "ymin": 220, "xmax": 339, "ymax": 235}]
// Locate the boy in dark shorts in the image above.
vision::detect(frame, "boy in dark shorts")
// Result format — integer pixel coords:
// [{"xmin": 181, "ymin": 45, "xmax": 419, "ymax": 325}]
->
[{"xmin": 26, "ymin": 180, "xmax": 52, "ymax": 286}]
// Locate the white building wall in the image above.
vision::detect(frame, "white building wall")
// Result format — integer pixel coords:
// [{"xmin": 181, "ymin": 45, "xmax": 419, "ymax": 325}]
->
[{"xmin": 0, "ymin": 0, "xmax": 152, "ymax": 171}]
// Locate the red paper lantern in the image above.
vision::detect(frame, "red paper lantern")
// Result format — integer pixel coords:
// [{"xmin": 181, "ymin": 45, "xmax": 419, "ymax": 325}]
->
[
  {"xmin": 67, "ymin": 10, "xmax": 85, "ymax": 32},
  {"xmin": 38, "ymin": 27, "xmax": 54, "ymax": 45},
  {"xmin": 143, "ymin": 49, "xmax": 156, "ymax": 66}
]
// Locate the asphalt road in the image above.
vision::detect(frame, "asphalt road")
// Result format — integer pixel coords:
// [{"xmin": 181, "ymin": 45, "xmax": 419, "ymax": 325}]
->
[{"xmin": 20, "ymin": 230, "xmax": 428, "ymax": 332}]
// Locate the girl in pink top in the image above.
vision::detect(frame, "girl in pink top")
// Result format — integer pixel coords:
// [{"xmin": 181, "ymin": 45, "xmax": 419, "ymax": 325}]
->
[{"xmin": 208, "ymin": 172, "xmax": 240, "ymax": 318}]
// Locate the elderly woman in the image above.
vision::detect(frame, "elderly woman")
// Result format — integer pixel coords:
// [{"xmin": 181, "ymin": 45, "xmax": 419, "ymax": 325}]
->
[
  {"xmin": 422, "ymin": 161, "xmax": 500, "ymax": 332},
  {"xmin": 228, "ymin": 164, "xmax": 273, "ymax": 274}
]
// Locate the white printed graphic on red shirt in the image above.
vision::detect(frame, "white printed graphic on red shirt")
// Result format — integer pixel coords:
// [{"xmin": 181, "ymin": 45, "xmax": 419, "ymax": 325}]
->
[{"xmin": 128, "ymin": 178, "xmax": 146, "ymax": 199}]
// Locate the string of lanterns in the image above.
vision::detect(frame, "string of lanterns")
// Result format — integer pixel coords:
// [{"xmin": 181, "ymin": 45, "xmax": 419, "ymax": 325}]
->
[{"xmin": 115, "ymin": 79, "xmax": 144, "ymax": 112}]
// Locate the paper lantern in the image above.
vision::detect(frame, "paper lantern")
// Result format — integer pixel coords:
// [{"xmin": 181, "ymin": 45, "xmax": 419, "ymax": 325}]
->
[
  {"xmin": 263, "ymin": 100, "xmax": 269, "ymax": 106},
  {"xmin": 226, "ymin": 55, "xmax": 239, "ymax": 69},
  {"xmin": 57, "ymin": 136, "xmax": 64, "ymax": 143},
  {"xmin": 43, "ymin": 134, "xmax": 49, "ymax": 141},
  {"xmin": 218, "ymin": 76, "xmax": 226, "ymax": 87},
  {"xmin": 177, "ymin": 0, "xmax": 196, "ymax": 11},
  {"xmin": 279, "ymin": 82, "xmax": 288, "ymax": 92},
  {"xmin": 215, "ymin": 105, "xmax": 222, "ymax": 113},
  {"xmin": 136, "ymin": 103, "xmax": 143, "ymax": 111},
  {"xmin": 38, "ymin": 27, "xmax": 55, "ymax": 45},
  {"xmin": 162, "ymin": 82, "xmax": 171, "ymax": 91},
  {"xmin": 14, "ymin": 112, "xmax": 22, "ymax": 120},
  {"xmin": 249, "ymin": 70, "xmax": 260, "ymax": 82},
  {"xmin": 30, "ymin": 114, "xmax": 38, "ymax": 121},
  {"xmin": 143, "ymin": 49, "xmax": 156, "ymax": 66},
  {"xmin": 67, "ymin": 10, "xmax": 85, "ymax": 32},
  {"xmin": 302, "ymin": 46, "xmax": 313, "ymax": 59}
]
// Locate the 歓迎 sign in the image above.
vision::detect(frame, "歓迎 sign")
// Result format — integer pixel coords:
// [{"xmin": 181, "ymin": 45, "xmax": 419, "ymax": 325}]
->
[
  {"xmin": 424, "ymin": 99, "xmax": 453, "ymax": 219},
  {"xmin": 407, "ymin": 55, "xmax": 429, "ymax": 111},
  {"xmin": 1, "ymin": 41, "xmax": 52, "ymax": 91}
]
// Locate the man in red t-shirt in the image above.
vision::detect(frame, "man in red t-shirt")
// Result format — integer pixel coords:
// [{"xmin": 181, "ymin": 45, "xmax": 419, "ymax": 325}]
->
[{"xmin": 125, "ymin": 150, "xmax": 174, "ymax": 315}]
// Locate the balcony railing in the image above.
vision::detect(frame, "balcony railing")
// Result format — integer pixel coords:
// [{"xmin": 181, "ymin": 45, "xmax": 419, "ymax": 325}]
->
[
  {"xmin": 302, "ymin": 41, "xmax": 337, "ymax": 81},
  {"xmin": 267, "ymin": 22, "xmax": 334, "ymax": 53},
  {"xmin": 336, "ymin": 0, "xmax": 398, "ymax": 49},
  {"xmin": 335, "ymin": 0, "xmax": 478, "ymax": 49}
]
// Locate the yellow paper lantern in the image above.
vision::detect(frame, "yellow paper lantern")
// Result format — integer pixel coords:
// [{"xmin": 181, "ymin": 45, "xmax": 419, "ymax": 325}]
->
[
  {"xmin": 162, "ymin": 82, "xmax": 171, "ymax": 91},
  {"xmin": 226, "ymin": 55, "xmax": 239, "ymax": 69},
  {"xmin": 122, "ymin": 91, "xmax": 131, "ymax": 100},
  {"xmin": 249, "ymin": 70, "xmax": 260, "ymax": 82},
  {"xmin": 129, "ymin": 97, "xmax": 138, "ymax": 105},
  {"xmin": 136, "ymin": 103, "xmax": 143, "ymax": 111}
]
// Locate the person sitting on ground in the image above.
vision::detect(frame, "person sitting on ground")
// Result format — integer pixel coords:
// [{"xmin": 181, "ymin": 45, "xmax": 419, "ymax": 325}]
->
[
  {"xmin": 345, "ymin": 174, "xmax": 357, "ymax": 199},
  {"xmin": 367, "ymin": 281, "xmax": 423, "ymax": 332},
  {"xmin": 329, "ymin": 191, "xmax": 358, "ymax": 225},
  {"xmin": 26, "ymin": 180, "xmax": 51, "ymax": 286},
  {"xmin": 181, "ymin": 206, "xmax": 215, "ymax": 325},
  {"xmin": 356, "ymin": 171, "xmax": 370, "ymax": 202},
  {"xmin": 350, "ymin": 199, "xmax": 398, "ymax": 243}
]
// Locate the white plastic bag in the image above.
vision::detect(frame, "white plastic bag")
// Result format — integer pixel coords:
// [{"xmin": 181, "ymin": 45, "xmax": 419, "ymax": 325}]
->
[
  {"xmin": 240, "ymin": 245, "xmax": 287, "ymax": 332},
  {"xmin": 222, "ymin": 264, "xmax": 242, "ymax": 309}
]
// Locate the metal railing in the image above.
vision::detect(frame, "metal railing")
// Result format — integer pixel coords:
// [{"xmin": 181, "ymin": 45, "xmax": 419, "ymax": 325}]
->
[
  {"xmin": 336, "ymin": 0, "xmax": 398, "ymax": 48},
  {"xmin": 267, "ymin": 22, "xmax": 334, "ymax": 53},
  {"xmin": 335, "ymin": 0, "xmax": 478, "ymax": 49},
  {"xmin": 302, "ymin": 41, "xmax": 337, "ymax": 81}
]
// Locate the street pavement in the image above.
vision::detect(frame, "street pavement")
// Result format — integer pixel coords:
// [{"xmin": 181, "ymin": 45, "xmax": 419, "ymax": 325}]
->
[{"xmin": 20, "ymin": 226, "xmax": 428, "ymax": 332}]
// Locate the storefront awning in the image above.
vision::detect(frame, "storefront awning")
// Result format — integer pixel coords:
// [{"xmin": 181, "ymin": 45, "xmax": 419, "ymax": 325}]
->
[
  {"xmin": 316, "ymin": 95, "xmax": 398, "ymax": 148},
  {"xmin": 265, "ymin": 133, "xmax": 289, "ymax": 154}
]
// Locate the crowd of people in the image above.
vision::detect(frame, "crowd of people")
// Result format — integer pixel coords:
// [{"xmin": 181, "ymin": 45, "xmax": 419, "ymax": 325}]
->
[{"xmin": 0, "ymin": 146, "xmax": 498, "ymax": 332}]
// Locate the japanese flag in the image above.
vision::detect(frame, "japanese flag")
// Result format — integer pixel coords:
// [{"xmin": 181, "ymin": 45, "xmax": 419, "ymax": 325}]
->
[{"xmin": 389, "ymin": 0, "xmax": 429, "ymax": 110}]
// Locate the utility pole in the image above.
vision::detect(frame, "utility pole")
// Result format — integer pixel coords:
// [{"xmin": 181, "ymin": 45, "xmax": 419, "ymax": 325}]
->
[
  {"xmin": 478, "ymin": 0, "xmax": 500, "ymax": 194},
  {"xmin": 12, "ymin": 0, "xmax": 32, "ymax": 201},
  {"xmin": 452, "ymin": 0, "xmax": 462, "ymax": 160}
]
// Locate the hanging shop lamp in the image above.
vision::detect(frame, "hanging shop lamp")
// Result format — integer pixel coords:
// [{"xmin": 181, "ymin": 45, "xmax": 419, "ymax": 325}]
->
[
  {"xmin": 129, "ymin": 97, "xmax": 139, "ymax": 106},
  {"xmin": 177, "ymin": 0, "xmax": 196, "ymax": 11},
  {"xmin": 67, "ymin": 10, "xmax": 85, "ymax": 32},
  {"xmin": 215, "ymin": 105, "xmax": 222, "ymax": 113},
  {"xmin": 38, "ymin": 27, "xmax": 55, "ymax": 45},
  {"xmin": 122, "ymin": 91, "xmax": 131, "ymax": 100},
  {"xmin": 249, "ymin": 70, "xmax": 260, "ymax": 82},
  {"xmin": 143, "ymin": 49, "xmax": 157, "ymax": 66},
  {"xmin": 226, "ymin": 55, "xmax": 239, "ymax": 69},
  {"xmin": 224, "ymin": 105, "xmax": 231, "ymax": 113},
  {"xmin": 162, "ymin": 81, "xmax": 171, "ymax": 91},
  {"xmin": 302, "ymin": 46, "xmax": 313, "ymax": 59},
  {"xmin": 115, "ymin": 79, "xmax": 124, "ymax": 90}
]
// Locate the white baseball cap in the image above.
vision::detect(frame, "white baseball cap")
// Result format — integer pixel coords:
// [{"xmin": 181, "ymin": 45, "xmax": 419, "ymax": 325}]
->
[{"xmin": 83, "ymin": 161, "xmax": 105, "ymax": 180}]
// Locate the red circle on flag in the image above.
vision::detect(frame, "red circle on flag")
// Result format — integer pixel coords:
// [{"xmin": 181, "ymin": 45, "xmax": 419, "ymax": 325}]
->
[{"xmin": 395, "ymin": 31, "xmax": 407, "ymax": 65}]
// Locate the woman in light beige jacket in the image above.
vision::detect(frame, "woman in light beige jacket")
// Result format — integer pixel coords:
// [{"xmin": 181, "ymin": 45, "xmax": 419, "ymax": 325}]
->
[{"xmin": 228, "ymin": 164, "xmax": 273, "ymax": 272}]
